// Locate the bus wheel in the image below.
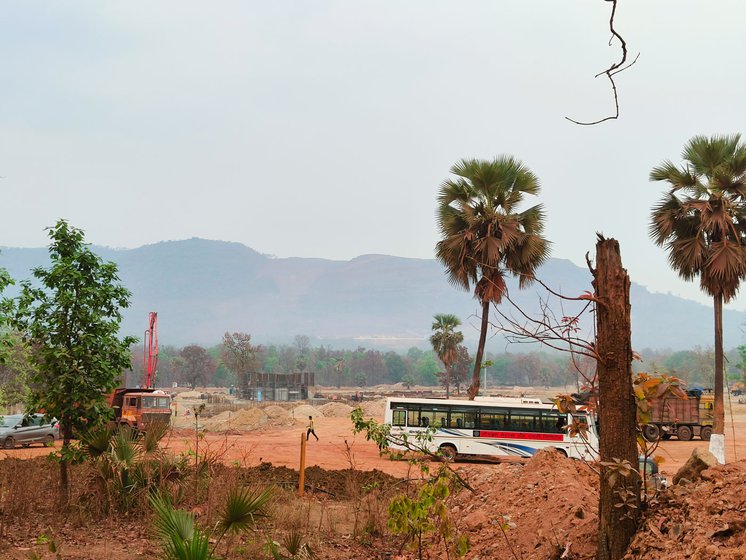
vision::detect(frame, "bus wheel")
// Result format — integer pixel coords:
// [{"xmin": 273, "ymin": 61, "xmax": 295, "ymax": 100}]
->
[
  {"xmin": 642, "ymin": 424, "xmax": 661, "ymax": 442},
  {"xmin": 439, "ymin": 444, "xmax": 457, "ymax": 462},
  {"xmin": 677, "ymin": 425, "xmax": 693, "ymax": 441},
  {"xmin": 700, "ymin": 426, "xmax": 713, "ymax": 441}
]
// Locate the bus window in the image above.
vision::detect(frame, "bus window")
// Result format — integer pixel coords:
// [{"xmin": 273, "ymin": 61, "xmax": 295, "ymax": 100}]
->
[
  {"xmin": 479, "ymin": 407, "xmax": 508, "ymax": 430},
  {"xmin": 508, "ymin": 411, "xmax": 539, "ymax": 432},
  {"xmin": 407, "ymin": 409, "xmax": 421, "ymax": 427},
  {"xmin": 539, "ymin": 412, "xmax": 564, "ymax": 433},
  {"xmin": 392, "ymin": 409, "xmax": 406, "ymax": 427},
  {"xmin": 449, "ymin": 408, "xmax": 476, "ymax": 429}
]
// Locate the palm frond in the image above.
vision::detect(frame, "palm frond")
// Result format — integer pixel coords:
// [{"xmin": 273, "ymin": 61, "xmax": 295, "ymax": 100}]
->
[
  {"xmin": 141, "ymin": 421, "xmax": 170, "ymax": 455},
  {"xmin": 217, "ymin": 486, "xmax": 272, "ymax": 535},
  {"xmin": 111, "ymin": 425, "xmax": 142, "ymax": 468},
  {"xmin": 81, "ymin": 424, "xmax": 113, "ymax": 458},
  {"xmin": 150, "ymin": 493, "xmax": 195, "ymax": 545}
]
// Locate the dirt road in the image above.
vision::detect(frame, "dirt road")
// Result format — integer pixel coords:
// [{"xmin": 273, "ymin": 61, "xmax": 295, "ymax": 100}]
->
[{"xmin": 6, "ymin": 404, "xmax": 746, "ymax": 480}]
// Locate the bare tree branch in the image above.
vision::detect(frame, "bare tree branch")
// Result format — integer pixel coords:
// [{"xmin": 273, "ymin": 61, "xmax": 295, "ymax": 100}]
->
[{"xmin": 565, "ymin": 0, "xmax": 640, "ymax": 126}]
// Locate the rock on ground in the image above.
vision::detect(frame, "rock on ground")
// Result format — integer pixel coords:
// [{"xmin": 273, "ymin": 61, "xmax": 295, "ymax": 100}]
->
[{"xmin": 672, "ymin": 446, "xmax": 718, "ymax": 485}]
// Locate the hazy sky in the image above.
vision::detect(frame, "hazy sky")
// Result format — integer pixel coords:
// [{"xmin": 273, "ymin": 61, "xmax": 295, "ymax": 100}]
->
[{"xmin": 2, "ymin": 1, "xmax": 746, "ymax": 310}]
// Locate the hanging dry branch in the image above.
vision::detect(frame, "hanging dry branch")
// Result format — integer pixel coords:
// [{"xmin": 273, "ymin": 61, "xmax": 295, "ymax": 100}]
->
[{"xmin": 565, "ymin": 0, "xmax": 640, "ymax": 126}]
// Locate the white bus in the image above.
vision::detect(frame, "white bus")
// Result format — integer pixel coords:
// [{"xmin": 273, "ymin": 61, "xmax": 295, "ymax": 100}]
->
[{"xmin": 384, "ymin": 396, "xmax": 598, "ymax": 462}]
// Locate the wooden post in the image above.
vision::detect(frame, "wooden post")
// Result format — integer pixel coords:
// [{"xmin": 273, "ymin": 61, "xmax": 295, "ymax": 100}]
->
[{"xmin": 298, "ymin": 431, "xmax": 306, "ymax": 497}]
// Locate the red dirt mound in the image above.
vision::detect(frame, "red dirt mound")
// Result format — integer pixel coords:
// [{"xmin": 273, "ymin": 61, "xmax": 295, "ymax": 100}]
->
[
  {"xmin": 625, "ymin": 460, "xmax": 746, "ymax": 559},
  {"xmin": 451, "ymin": 449, "xmax": 599, "ymax": 560}
]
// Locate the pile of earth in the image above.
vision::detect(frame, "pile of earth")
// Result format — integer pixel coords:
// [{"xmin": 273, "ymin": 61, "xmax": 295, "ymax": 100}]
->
[
  {"xmin": 625, "ymin": 460, "xmax": 746, "ymax": 559},
  {"xmin": 231, "ymin": 461, "xmax": 402, "ymax": 499},
  {"xmin": 181, "ymin": 399, "xmax": 385, "ymax": 432},
  {"xmin": 448, "ymin": 448, "xmax": 599, "ymax": 560}
]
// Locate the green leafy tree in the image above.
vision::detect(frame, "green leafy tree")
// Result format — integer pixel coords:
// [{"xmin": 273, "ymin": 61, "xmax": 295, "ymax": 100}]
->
[
  {"xmin": 0, "ymin": 262, "xmax": 14, "ymax": 365},
  {"xmin": 650, "ymin": 134, "xmax": 746, "ymax": 461},
  {"xmin": 383, "ymin": 351, "xmax": 407, "ymax": 384},
  {"xmin": 429, "ymin": 314, "xmax": 463, "ymax": 398},
  {"xmin": 0, "ymin": 333, "xmax": 35, "ymax": 411},
  {"xmin": 436, "ymin": 156, "xmax": 550, "ymax": 399},
  {"xmin": 451, "ymin": 345, "xmax": 471, "ymax": 395},
  {"xmin": 414, "ymin": 353, "xmax": 439, "ymax": 386},
  {"xmin": 179, "ymin": 345, "xmax": 215, "ymax": 389},
  {"xmin": 220, "ymin": 332, "xmax": 260, "ymax": 397},
  {"xmin": 10, "ymin": 220, "xmax": 136, "ymax": 497}
]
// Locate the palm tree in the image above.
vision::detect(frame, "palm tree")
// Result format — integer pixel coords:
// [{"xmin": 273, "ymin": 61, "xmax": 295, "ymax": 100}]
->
[
  {"xmin": 429, "ymin": 313, "xmax": 464, "ymax": 398},
  {"xmin": 436, "ymin": 156, "xmax": 550, "ymax": 399},
  {"xmin": 650, "ymin": 134, "xmax": 746, "ymax": 462}
]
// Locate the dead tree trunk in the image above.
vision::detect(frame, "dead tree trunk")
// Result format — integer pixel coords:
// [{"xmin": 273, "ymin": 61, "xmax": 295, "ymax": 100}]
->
[{"xmin": 593, "ymin": 236, "xmax": 640, "ymax": 560}]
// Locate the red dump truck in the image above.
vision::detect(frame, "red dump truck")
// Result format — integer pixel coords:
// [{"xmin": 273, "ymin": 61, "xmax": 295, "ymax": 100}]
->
[
  {"xmin": 107, "ymin": 388, "xmax": 172, "ymax": 429},
  {"xmin": 641, "ymin": 390, "xmax": 714, "ymax": 442}
]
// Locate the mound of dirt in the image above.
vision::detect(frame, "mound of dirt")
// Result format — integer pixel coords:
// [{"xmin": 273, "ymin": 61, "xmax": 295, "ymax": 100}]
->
[
  {"xmin": 625, "ymin": 461, "xmax": 746, "ymax": 559},
  {"xmin": 201, "ymin": 408, "xmax": 268, "ymax": 432},
  {"xmin": 319, "ymin": 402, "xmax": 354, "ymax": 418},
  {"xmin": 359, "ymin": 399, "xmax": 386, "ymax": 419},
  {"xmin": 262, "ymin": 405, "xmax": 290, "ymax": 419},
  {"xmin": 292, "ymin": 404, "xmax": 322, "ymax": 420},
  {"xmin": 451, "ymin": 448, "xmax": 599, "ymax": 559}
]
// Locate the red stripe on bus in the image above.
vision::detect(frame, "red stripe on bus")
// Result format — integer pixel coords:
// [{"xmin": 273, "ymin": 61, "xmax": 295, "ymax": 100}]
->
[{"xmin": 478, "ymin": 431, "xmax": 564, "ymax": 442}]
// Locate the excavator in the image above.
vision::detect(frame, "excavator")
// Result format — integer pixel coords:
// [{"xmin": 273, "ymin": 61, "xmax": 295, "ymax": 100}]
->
[{"xmin": 107, "ymin": 312, "xmax": 172, "ymax": 429}]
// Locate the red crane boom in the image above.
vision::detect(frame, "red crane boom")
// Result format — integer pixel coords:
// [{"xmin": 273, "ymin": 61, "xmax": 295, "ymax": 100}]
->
[{"xmin": 142, "ymin": 312, "xmax": 159, "ymax": 389}]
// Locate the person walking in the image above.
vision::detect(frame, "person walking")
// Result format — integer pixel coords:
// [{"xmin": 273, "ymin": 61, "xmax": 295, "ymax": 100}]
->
[{"xmin": 306, "ymin": 415, "xmax": 319, "ymax": 441}]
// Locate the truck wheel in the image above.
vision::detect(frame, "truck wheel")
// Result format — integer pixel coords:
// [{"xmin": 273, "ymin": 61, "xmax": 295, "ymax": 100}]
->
[
  {"xmin": 642, "ymin": 424, "xmax": 661, "ymax": 442},
  {"xmin": 677, "ymin": 425, "xmax": 693, "ymax": 441},
  {"xmin": 439, "ymin": 444, "xmax": 457, "ymax": 462},
  {"xmin": 700, "ymin": 426, "xmax": 713, "ymax": 441}
]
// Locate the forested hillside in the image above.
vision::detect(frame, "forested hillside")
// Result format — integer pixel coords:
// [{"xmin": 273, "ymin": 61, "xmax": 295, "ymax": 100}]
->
[{"xmin": 2, "ymin": 238, "xmax": 744, "ymax": 350}]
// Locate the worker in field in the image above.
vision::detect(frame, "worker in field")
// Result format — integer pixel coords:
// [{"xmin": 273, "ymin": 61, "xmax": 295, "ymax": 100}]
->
[{"xmin": 306, "ymin": 415, "xmax": 319, "ymax": 441}]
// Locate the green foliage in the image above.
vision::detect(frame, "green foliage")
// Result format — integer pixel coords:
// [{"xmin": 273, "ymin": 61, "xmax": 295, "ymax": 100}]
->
[
  {"xmin": 220, "ymin": 332, "xmax": 259, "ymax": 395},
  {"xmin": 267, "ymin": 530, "xmax": 317, "ymax": 560},
  {"xmin": 388, "ymin": 469, "xmax": 468, "ymax": 559},
  {"xmin": 217, "ymin": 485, "xmax": 272, "ymax": 535},
  {"xmin": 400, "ymin": 373, "xmax": 416, "ymax": 389},
  {"xmin": 430, "ymin": 314, "xmax": 464, "ymax": 396},
  {"xmin": 0, "ymin": 263, "xmax": 14, "ymax": 366},
  {"xmin": 82, "ymin": 423, "xmax": 185, "ymax": 513},
  {"xmin": 350, "ymin": 408, "xmax": 469, "ymax": 558},
  {"xmin": 10, "ymin": 220, "xmax": 136, "ymax": 452},
  {"xmin": 413, "ymin": 353, "xmax": 439, "ymax": 386},
  {"xmin": 150, "ymin": 484, "xmax": 273, "ymax": 560},
  {"xmin": 0, "ymin": 333, "xmax": 35, "ymax": 410}
]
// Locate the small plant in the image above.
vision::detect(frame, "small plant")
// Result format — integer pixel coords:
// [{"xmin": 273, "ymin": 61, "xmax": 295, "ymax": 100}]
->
[
  {"xmin": 350, "ymin": 409, "xmax": 470, "ymax": 559},
  {"xmin": 387, "ymin": 467, "xmax": 468, "ymax": 560},
  {"xmin": 80, "ymin": 422, "xmax": 186, "ymax": 513},
  {"xmin": 150, "ymin": 484, "xmax": 273, "ymax": 560},
  {"xmin": 29, "ymin": 530, "xmax": 62, "ymax": 560},
  {"xmin": 267, "ymin": 530, "xmax": 317, "ymax": 559}
]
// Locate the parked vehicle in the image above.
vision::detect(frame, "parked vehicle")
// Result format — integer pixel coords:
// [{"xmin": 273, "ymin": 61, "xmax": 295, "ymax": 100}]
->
[
  {"xmin": 0, "ymin": 413, "xmax": 59, "ymax": 449},
  {"xmin": 642, "ymin": 389, "xmax": 714, "ymax": 442},
  {"xmin": 384, "ymin": 396, "xmax": 599, "ymax": 461},
  {"xmin": 107, "ymin": 388, "xmax": 171, "ymax": 430}
]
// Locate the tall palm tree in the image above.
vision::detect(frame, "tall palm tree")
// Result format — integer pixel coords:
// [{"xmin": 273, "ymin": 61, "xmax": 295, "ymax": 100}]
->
[
  {"xmin": 650, "ymin": 134, "xmax": 746, "ymax": 461},
  {"xmin": 430, "ymin": 313, "xmax": 464, "ymax": 398},
  {"xmin": 436, "ymin": 156, "xmax": 550, "ymax": 399}
]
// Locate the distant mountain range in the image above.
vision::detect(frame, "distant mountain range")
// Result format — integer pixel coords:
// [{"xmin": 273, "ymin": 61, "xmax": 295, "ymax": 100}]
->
[{"xmin": 1, "ymin": 238, "xmax": 744, "ymax": 351}]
